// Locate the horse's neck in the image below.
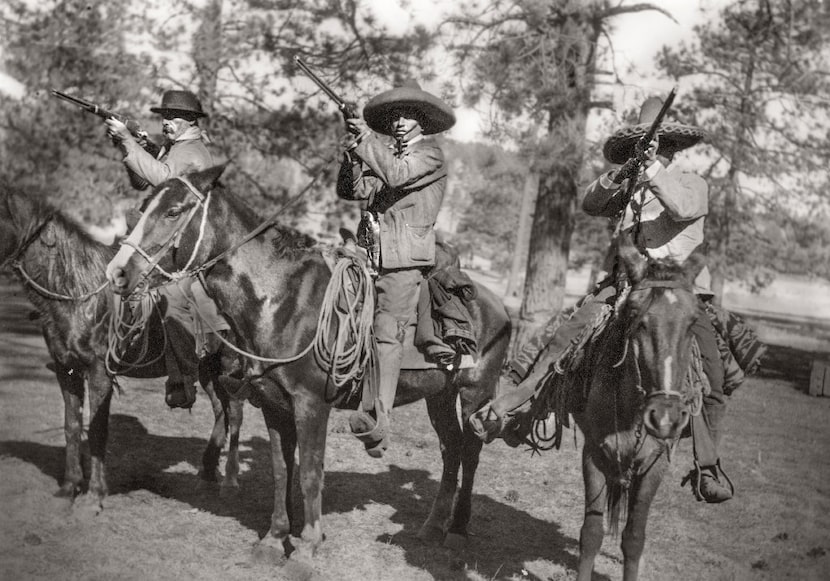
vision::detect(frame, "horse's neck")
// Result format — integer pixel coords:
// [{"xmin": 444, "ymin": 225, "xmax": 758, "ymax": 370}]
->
[{"xmin": 587, "ymin": 318, "xmax": 643, "ymax": 429}]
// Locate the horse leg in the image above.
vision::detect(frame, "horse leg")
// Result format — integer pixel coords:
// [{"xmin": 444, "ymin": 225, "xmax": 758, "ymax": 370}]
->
[
  {"xmin": 253, "ymin": 400, "xmax": 296, "ymax": 564},
  {"xmin": 419, "ymin": 388, "xmax": 462, "ymax": 546},
  {"xmin": 290, "ymin": 394, "xmax": 330, "ymax": 562},
  {"xmin": 197, "ymin": 352, "xmax": 226, "ymax": 483},
  {"xmin": 450, "ymin": 397, "xmax": 486, "ymax": 550},
  {"xmin": 577, "ymin": 446, "xmax": 607, "ymax": 581},
  {"xmin": 77, "ymin": 360, "xmax": 113, "ymax": 511},
  {"xmin": 223, "ymin": 397, "xmax": 244, "ymax": 492},
  {"xmin": 55, "ymin": 365, "xmax": 85, "ymax": 498},
  {"xmin": 620, "ymin": 458, "xmax": 667, "ymax": 581}
]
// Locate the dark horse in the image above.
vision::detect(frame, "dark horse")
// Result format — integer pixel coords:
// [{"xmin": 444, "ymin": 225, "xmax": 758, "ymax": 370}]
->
[
  {"xmin": 573, "ymin": 237, "xmax": 701, "ymax": 581},
  {"xmin": 0, "ymin": 182, "xmax": 243, "ymax": 507},
  {"xmin": 105, "ymin": 165, "xmax": 511, "ymax": 562}
]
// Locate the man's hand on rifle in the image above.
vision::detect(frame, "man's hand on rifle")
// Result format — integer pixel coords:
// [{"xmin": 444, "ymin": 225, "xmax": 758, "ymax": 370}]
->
[
  {"xmin": 105, "ymin": 118, "xmax": 132, "ymax": 146},
  {"xmin": 343, "ymin": 117, "xmax": 371, "ymax": 151},
  {"xmin": 635, "ymin": 135, "xmax": 659, "ymax": 166},
  {"xmin": 612, "ymin": 157, "xmax": 641, "ymax": 184}
]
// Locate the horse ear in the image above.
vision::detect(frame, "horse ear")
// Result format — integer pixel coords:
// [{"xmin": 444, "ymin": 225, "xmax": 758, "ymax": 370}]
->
[
  {"xmin": 189, "ymin": 163, "xmax": 228, "ymax": 193},
  {"xmin": 617, "ymin": 231, "xmax": 647, "ymax": 284}
]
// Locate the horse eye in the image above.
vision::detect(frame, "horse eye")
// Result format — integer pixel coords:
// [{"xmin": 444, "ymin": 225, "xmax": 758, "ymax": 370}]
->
[{"xmin": 165, "ymin": 207, "xmax": 184, "ymax": 219}]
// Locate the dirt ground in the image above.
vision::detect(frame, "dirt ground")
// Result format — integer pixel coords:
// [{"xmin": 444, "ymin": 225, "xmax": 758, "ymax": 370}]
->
[{"xmin": 1, "ymin": 276, "xmax": 829, "ymax": 581}]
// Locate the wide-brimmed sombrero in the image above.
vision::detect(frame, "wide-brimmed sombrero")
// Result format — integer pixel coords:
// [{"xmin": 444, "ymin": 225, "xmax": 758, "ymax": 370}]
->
[
  {"xmin": 603, "ymin": 96, "xmax": 706, "ymax": 164},
  {"xmin": 363, "ymin": 80, "xmax": 455, "ymax": 136}
]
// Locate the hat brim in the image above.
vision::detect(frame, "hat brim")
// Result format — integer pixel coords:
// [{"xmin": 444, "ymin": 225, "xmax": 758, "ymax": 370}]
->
[
  {"xmin": 150, "ymin": 107, "xmax": 208, "ymax": 119},
  {"xmin": 603, "ymin": 122, "xmax": 706, "ymax": 164},
  {"xmin": 363, "ymin": 88, "xmax": 455, "ymax": 135}
]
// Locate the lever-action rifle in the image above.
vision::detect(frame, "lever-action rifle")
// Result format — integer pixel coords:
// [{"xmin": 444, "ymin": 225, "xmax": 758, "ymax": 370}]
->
[
  {"xmin": 51, "ymin": 89, "xmax": 161, "ymax": 157},
  {"xmin": 620, "ymin": 85, "xmax": 678, "ymax": 206},
  {"xmin": 293, "ymin": 56, "xmax": 358, "ymax": 121}
]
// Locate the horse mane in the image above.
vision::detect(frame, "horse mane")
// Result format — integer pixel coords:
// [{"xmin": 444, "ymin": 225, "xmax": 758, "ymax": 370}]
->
[
  {"xmin": 214, "ymin": 181, "xmax": 318, "ymax": 259},
  {"xmin": 2, "ymin": 183, "xmax": 114, "ymax": 296}
]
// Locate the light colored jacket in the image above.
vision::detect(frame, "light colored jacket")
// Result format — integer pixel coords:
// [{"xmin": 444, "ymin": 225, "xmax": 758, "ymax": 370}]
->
[
  {"xmin": 337, "ymin": 133, "xmax": 447, "ymax": 269},
  {"xmin": 122, "ymin": 126, "xmax": 213, "ymax": 188},
  {"xmin": 582, "ymin": 160, "xmax": 712, "ymax": 294}
]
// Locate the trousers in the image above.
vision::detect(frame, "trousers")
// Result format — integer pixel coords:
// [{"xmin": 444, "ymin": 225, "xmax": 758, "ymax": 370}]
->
[{"xmin": 362, "ymin": 267, "xmax": 423, "ymax": 414}]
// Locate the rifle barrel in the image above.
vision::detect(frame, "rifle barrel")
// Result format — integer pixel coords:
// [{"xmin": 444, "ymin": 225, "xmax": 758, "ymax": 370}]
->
[
  {"xmin": 293, "ymin": 56, "xmax": 345, "ymax": 107},
  {"xmin": 51, "ymin": 89, "xmax": 94, "ymax": 110}
]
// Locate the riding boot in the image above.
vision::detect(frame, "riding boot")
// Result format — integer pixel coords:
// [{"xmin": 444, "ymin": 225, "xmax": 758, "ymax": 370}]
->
[
  {"xmin": 689, "ymin": 401, "xmax": 734, "ymax": 503},
  {"xmin": 350, "ymin": 314, "xmax": 404, "ymax": 458},
  {"xmin": 163, "ymin": 318, "xmax": 199, "ymax": 409}
]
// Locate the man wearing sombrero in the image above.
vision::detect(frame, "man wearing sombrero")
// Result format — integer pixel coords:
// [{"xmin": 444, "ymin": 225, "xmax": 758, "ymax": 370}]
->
[
  {"xmin": 336, "ymin": 80, "xmax": 455, "ymax": 458},
  {"xmin": 471, "ymin": 96, "xmax": 749, "ymax": 503},
  {"xmin": 105, "ymin": 90, "xmax": 234, "ymax": 411}
]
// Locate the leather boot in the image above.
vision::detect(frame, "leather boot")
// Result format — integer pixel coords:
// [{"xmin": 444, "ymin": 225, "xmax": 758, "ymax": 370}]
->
[
  {"xmin": 689, "ymin": 402, "xmax": 734, "ymax": 503},
  {"xmin": 163, "ymin": 319, "xmax": 199, "ymax": 409}
]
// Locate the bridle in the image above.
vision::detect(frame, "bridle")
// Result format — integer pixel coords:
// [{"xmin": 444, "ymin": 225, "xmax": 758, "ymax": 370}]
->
[
  {"xmin": 119, "ymin": 176, "xmax": 211, "ymax": 295},
  {"xmin": 616, "ymin": 278, "xmax": 697, "ymax": 405}
]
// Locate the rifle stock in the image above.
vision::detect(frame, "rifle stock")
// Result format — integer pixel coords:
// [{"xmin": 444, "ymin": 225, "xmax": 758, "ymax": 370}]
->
[{"xmin": 293, "ymin": 56, "xmax": 358, "ymax": 120}]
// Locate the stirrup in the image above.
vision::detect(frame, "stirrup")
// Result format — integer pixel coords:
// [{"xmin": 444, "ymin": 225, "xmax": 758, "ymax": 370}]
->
[
  {"xmin": 349, "ymin": 404, "xmax": 390, "ymax": 458},
  {"xmin": 683, "ymin": 459, "xmax": 735, "ymax": 503}
]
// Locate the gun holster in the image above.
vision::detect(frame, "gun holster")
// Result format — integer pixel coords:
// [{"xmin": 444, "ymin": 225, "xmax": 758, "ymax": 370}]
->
[{"xmin": 357, "ymin": 211, "xmax": 380, "ymax": 277}]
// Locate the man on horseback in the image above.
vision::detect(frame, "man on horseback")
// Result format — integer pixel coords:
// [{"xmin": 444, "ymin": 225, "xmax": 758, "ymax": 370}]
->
[
  {"xmin": 472, "ymin": 96, "xmax": 764, "ymax": 503},
  {"xmin": 336, "ymin": 80, "xmax": 456, "ymax": 458},
  {"xmin": 105, "ymin": 90, "xmax": 234, "ymax": 409}
]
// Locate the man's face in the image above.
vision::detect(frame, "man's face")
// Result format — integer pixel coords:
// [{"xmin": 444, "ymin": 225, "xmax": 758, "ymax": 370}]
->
[
  {"xmin": 161, "ymin": 113, "xmax": 195, "ymax": 141},
  {"xmin": 389, "ymin": 108, "xmax": 422, "ymax": 140}
]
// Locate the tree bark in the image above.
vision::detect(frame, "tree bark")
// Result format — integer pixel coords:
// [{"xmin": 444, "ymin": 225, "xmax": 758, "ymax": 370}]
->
[
  {"xmin": 505, "ymin": 170, "xmax": 538, "ymax": 299},
  {"xmin": 513, "ymin": 163, "xmax": 579, "ymax": 357}
]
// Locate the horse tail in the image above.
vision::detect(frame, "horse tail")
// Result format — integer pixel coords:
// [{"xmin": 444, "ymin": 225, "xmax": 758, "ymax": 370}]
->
[{"xmin": 606, "ymin": 480, "xmax": 629, "ymax": 538}]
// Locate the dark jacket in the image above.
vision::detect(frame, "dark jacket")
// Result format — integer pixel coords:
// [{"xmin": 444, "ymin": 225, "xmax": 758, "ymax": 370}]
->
[{"xmin": 337, "ymin": 133, "xmax": 446, "ymax": 269}]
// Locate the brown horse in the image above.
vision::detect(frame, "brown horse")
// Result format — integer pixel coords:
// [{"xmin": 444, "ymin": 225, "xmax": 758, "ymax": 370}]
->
[
  {"xmin": 105, "ymin": 165, "xmax": 511, "ymax": 563},
  {"xmin": 0, "ymin": 182, "xmax": 243, "ymax": 507},
  {"xmin": 573, "ymin": 238, "xmax": 701, "ymax": 581}
]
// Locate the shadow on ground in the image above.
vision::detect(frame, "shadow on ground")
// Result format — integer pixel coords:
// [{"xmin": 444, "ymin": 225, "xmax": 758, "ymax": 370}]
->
[{"xmin": 0, "ymin": 413, "xmax": 594, "ymax": 581}]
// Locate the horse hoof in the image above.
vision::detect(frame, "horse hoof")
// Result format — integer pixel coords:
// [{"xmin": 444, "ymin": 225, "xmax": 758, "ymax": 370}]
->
[
  {"xmin": 71, "ymin": 493, "xmax": 103, "ymax": 520},
  {"xmin": 252, "ymin": 537, "xmax": 286, "ymax": 566},
  {"xmin": 443, "ymin": 532, "xmax": 468, "ymax": 551},
  {"xmin": 198, "ymin": 468, "xmax": 221, "ymax": 483},
  {"xmin": 417, "ymin": 524, "xmax": 445, "ymax": 544},
  {"xmin": 54, "ymin": 483, "xmax": 80, "ymax": 499},
  {"xmin": 194, "ymin": 478, "xmax": 219, "ymax": 493},
  {"xmin": 283, "ymin": 556, "xmax": 318, "ymax": 581},
  {"xmin": 219, "ymin": 481, "xmax": 241, "ymax": 498}
]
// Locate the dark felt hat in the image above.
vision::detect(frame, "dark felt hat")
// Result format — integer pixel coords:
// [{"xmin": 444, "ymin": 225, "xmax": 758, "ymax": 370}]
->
[
  {"xmin": 363, "ymin": 80, "xmax": 455, "ymax": 135},
  {"xmin": 603, "ymin": 96, "xmax": 706, "ymax": 164},
  {"xmin": 150, "ymin": 90, "xmax": 207, "ymax": 119}
]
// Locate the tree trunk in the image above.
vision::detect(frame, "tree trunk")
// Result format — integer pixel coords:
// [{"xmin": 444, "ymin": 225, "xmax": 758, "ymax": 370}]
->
[
  {"xmin": 505, "ymin": 170, "xmax": 538, "ymax": 299},
  {"xmin": 192, "ymin": 0, "xmax": 224, "ymax": 133},
  {"xmin": 513, "ymin": 164, "xmax": 578, "ymax": 357}
]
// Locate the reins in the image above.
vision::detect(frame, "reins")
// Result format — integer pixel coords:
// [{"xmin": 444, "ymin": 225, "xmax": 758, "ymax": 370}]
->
[{"xmin": 119, "ymin": 169, "xmax": 374, "ymax": 386}]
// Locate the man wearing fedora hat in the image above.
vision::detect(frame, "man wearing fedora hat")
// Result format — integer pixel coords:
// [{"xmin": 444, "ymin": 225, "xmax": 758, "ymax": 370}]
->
[
  {"xmin": 105, "ymin": 89, "xmax": 234, "ymax": 410},
  {"xmin": 336, "ymin": 80, "xmax": 455, "ymax": 458},
  {"xmin": 471, "ymin": 96, "xmax": 742, "ymax": 503}
]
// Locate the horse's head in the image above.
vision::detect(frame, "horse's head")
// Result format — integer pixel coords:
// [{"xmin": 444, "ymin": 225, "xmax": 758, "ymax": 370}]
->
[
  {"xmin": 106, "ymin": 165, "xmax": 226, "ymax": 296},
  {"xmin": 616, "ymin": 233, "xmax": 703, "ymax": 442}
]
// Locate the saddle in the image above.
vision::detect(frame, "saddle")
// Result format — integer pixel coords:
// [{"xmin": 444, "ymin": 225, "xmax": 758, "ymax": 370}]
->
[{"xmin": 330, "ymin": 232, "xmax": 479, "ymax": 370}]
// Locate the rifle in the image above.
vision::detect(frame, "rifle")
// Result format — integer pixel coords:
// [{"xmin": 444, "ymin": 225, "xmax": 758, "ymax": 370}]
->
[
  {"xmin": 620, "ymin": 85, "xmax": 678, "ymax": 205},
  {"xmin": 51, "ymin": 89, "xmax": 160, "ymax": 157},
  {"xmin": 293, "ymin": 56, "xmax": 358, "ymax": 121}
]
